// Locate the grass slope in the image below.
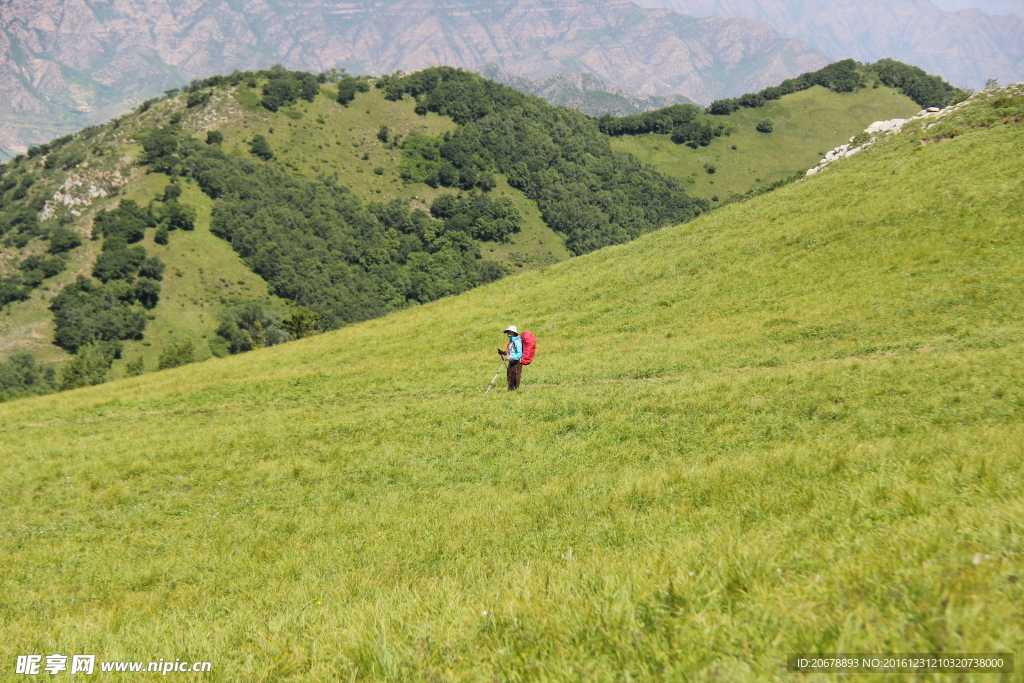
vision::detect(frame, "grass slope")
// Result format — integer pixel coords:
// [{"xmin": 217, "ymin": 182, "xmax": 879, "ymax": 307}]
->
[
  {"xmin": 1, "ymin": 97, "xmax": 1023, "ymax": 681},
  {"xmin": 612, "ymin": 84, "xmax": 920, "ymax": 203}
]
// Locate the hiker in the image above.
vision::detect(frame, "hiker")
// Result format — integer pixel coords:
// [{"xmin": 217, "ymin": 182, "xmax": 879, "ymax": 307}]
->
[
  {"xmin": 488, "ymin": 325, "xmax": 535, "ymax": 393},
  {"xmin": 498, "ymin": 325, "xmax": 523, "ymax": 391}
]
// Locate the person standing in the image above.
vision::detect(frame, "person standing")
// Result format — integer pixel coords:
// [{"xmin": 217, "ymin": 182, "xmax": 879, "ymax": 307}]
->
[{"xmin": 498, "ymin": 325, "xmax": 523, "ymax": 391}]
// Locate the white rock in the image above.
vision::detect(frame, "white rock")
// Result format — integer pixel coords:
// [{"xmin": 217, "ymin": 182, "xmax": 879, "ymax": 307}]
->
[{"xmin": 865, "ymin": 118, "xmax": 907, "ymax": 134}]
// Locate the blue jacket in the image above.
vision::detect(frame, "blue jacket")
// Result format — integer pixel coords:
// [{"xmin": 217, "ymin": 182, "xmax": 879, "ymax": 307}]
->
[{"xmin": 506, "ymin": 335, "xmax": 523, "ymax": 361}]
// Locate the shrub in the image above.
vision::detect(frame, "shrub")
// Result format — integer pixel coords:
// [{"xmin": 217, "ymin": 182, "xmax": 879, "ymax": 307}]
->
[
  {"xmin": 162, "ymin": 184, "xmax": 182, "ymax": 202},
  {"xmin": 164, "ymin": 201, "xmax": 196, "ymax": 231},
  {"xmin": 186, "ymin": 91, "xmax": 212, "ymax": 108},
  {"xmin": 139, "ymin": 256, "xmax": 166, "ymax": 280},
  {"xmin": 216, "ymin": 301, "xmax": 290, "ymax": 353},
  {"xmin": 158, "ymin": 338, "xmax": 196, "ymax": 370},
  {"xmin": 281, "ymin": 306, "xmax": 321, "ymax": 340},
  {"xmin": 59, "ymin": 343, "xmax": 118, "ymax": 390},
  {"xmin": 48, "ymin": 227, "xmax": 82, "ymax": 253},
  {"xmin": 206, "ymin": 130, "xmax": 223, "ymax": 145},
  {"xmin": 93, "ymin": 245, "xmax": 146, "ymax": 282},
  {"xmin": 756, "ymin": 118, "xmax": 774, "ymax": 133},
  {"xmin": 125, "ymin": 356, "xmax": 145, "ymax": 377},
  {"xmin": 250, "ymin": 135, "xmax": 273, "ymax": 161},
  {"xmin": 134, "ymin": 277, "xmax": 162, "ymax": 309},
  {"xmin": 0, "ymin": 352, "xmax": 56, "ymax": 400}
]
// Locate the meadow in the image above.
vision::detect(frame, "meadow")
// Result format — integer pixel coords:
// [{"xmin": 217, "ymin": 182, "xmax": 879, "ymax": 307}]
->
[
  {"xmin": 0, "ymin": 92, "xmax": 1022, "ymax": 681},
  {"xmin": 610, "ymin": 83, "xmax": 920, "ymax": 202}
]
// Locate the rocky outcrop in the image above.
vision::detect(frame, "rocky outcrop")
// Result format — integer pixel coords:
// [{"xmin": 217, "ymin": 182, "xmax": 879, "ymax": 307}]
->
[
  {"xmin": 637, "ymin": 0, "xmax": 1024, "ymax": 91},
  {"xmin": 804, "ymin": 85, "xmax": 1023, "ymax": 176},
  {"xmin": 0, "ymin": 0, "xmax": 828, "ymax": 156}
]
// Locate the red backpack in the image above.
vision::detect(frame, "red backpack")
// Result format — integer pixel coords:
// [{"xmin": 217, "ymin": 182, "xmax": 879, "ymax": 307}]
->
[{"xmin": 520, "ymin": 331, "xmax": 537, "ymax": 365}]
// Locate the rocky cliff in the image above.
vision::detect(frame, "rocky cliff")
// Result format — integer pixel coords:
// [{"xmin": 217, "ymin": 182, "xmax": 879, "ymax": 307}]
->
[
  {"xmin": 637, "ymin": 0, "xmax": 1024, "ymax": 91},
  {"xmin": 0, "ymin": 0, "xmax": 828, "ymax": 157}
]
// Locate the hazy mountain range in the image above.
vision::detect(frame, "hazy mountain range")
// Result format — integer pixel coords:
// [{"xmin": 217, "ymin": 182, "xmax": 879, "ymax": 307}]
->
[
  {"xmin": 638, "ymin": 0, "xmax": 1024, "ymax": 90},
  {"xmin": 0, "ymin": 0, "xmax": 829, "ymax": 158}
]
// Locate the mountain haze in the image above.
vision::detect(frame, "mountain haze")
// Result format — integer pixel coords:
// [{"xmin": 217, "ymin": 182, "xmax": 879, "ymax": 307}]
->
[
  {"xmin": 638, "ymin": 0, "xmax": 1024, "ymax": 90},
  {"xmin": 0, "ymin": 0, "xmax": 829, "ymax": 157}
]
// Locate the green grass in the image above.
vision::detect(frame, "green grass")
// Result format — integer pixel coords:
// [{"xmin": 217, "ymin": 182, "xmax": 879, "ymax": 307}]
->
[
  {"xmin": 1, "ymin": 95, "xmax": 1023, "ymax": 681},
  {"xmin": 611, "ymin": 84, "xmax": 921, "ymax": 204}
]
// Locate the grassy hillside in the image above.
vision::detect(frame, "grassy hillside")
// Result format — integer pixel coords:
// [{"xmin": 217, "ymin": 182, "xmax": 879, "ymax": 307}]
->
[
  {"xmin": 210, "ymin": 85, "xmax": 571, "ymax": 271},
  {"xmin": 611, "ymin": 84, "xmax": 920, "ymax": 202},
  {"xmin": 0, "ymin": 77, "xmax": 571, "ymax": 375},
  {"xmin": 1, "ymin": 88, "xmax": 1021, "ymax": 679}
]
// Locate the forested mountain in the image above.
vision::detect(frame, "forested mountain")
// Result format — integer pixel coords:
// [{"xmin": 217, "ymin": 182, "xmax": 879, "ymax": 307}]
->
[
  {"xmin": 0, "ymin": 0, "xmax": 829, "ymax": 159},
  {"xmin": 638, "ymin": 0, "xmax": 1024, "ymax": 90},
  {"xmin": 0, "ymin": 61, "xmax": 943, "ymax": 401}
]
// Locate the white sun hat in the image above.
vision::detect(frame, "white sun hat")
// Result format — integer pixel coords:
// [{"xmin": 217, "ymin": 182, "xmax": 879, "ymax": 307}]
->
[{"xmin": 504, "ymin": 325, "xmax": 518, "ymax": 334}]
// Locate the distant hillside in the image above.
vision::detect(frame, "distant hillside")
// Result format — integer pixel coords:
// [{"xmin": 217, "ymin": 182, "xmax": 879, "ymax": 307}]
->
[
  {"xmin": 0, "ymin": 0, "xmax": 829, "ymax": 159},
  {"xmin": 2, "ymin": 82, "xmax": 1022, "ymax": 680},
  {"xmin": 600, "ymin": 60, "xmax": 948, "ymax": 202},
  {"xmin": 638, "ymin": 0, "xmax": 1024, "ymax": 90},
  {"xmin": 478, "ymin": 66, "xmax": 695, "ymax": 116}
]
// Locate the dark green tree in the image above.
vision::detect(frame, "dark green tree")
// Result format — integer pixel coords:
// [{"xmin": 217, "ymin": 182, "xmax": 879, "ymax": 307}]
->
[{"xmin": 250, "ymin": 135, "xmax": 274, "ymax": 161}]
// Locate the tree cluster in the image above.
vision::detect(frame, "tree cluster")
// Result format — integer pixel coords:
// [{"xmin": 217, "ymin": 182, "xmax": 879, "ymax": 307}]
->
[
  {"xmin": 703, "ymin": 59, "xmax": 962, "ymax": 116},
  {"xmin": 50, "ymin": 276, "xmax": 148, "ymax": 353},
  {"xmin": 398, "ymin": 132, "xmax": 496, "ymax": 190},
  {"xmin": 429, "ymin": 192, "xmax": 523, "ymax": 243},
  {"xmin": 260, "ymin": 67, "xmax": 320, "ymax": 112},
  {"xmin": 214, "ymin": 300, "xmax": 292, "ymax": 354},
  {"xmin": 0, "ymin": 353, "xmax": 57, "ymax": 402},
  {"xmin": 169, "ymin": 132, "xmax": 503, "ymax": 328},
  {"xmin": 868, "ymin": 59, "xmax": 961, "ymax": 109},
  {"xmin": 597, "ymin": 104, "xmax": 730, "ymax": 148},
  {"xmin": 707, "ymin": 59, "xmax": 867, "ymax": 115},
  {"xmin": 385, "ymin": 67, "xmax": 706, "ymax": 254},
  {"xmin": 337, "ymin": 75, "xmax": 372, "ymax": 106}
]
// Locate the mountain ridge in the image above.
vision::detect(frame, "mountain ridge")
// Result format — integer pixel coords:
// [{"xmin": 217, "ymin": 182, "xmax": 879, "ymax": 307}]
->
[
  {"xmin": 638, "ymin": 0, "xmax": 1024, "ymax": 90},
  {"xmin": 0, "ymin": 0, "xmax": 829, "ymax": 157}
]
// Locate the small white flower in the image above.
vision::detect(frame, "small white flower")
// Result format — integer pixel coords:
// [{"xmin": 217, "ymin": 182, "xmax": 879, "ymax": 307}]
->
[{"xmin": 972, "ymin": 553, "xmax": 983, "ymax": 565}]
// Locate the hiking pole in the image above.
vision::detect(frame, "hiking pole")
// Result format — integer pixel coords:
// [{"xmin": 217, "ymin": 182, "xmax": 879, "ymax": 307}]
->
[{"xmin": 485, "ymin": 359, "xmax": 507, "ymax": 393}]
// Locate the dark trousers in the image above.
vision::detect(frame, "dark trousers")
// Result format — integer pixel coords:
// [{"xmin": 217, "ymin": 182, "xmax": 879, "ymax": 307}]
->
[{"xmin": 507, "ymin": 360, "xmax": 522, "ymax": 391}]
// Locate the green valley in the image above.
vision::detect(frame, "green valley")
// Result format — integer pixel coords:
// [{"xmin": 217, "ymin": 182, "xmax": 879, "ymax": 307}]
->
[{"xmin": 0, "ymin": 83, "xmax": 1022, "ymax": 680}]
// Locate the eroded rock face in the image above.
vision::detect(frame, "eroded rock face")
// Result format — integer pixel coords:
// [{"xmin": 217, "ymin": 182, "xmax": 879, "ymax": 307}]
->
[{"xmin": 0, "ymin": 0, "xmax": 827, "ymax": 156}]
